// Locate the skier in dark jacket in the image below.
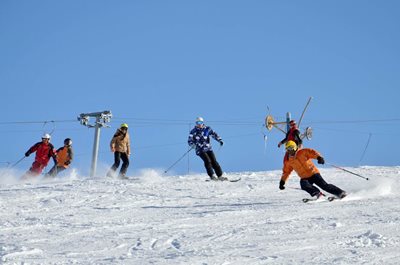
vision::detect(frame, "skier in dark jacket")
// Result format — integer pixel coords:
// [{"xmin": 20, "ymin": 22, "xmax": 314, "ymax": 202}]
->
[
  {"xmin": 22, "ymin": 133, "xmax": 57, "ymax": 179},
  {"xmin": 45, "ymin": 138, "xmax": 74, "ymax": 178},
  {"xmin": 278, "ymin": 120, "xmax": 303, "ymax": 149},
  {"xmin": 188, "ymin": 117, "xmax": 225, "ymax": 180}
]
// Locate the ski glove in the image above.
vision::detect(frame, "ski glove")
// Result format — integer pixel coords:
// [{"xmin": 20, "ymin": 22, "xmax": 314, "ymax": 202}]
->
[
  {"xmin": 279, "ymin": 180, "xmax": 285, "ymax": 190},
  {"xmin": 317, "ymin": 156, "xmax": 325, "ymax": 165},
  {"xmin": 219, "ymin": 140, "xmax": 224, "ymax": 146},
  {"xmin": 25, "ymin": 151, "xmax": 30, "ymax": 157}
]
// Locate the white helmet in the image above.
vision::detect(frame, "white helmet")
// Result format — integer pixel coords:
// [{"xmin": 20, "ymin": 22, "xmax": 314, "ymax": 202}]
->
[
  {"xmin": 196, "ymin": 117, "xmax": 204, "ymax": 123},
  {"xmin": 42, "ymin": 133, "xmax": 51, "ymax": 139}
]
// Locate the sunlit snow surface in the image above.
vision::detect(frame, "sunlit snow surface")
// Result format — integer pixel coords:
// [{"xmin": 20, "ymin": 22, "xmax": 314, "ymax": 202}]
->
[{"xmin": 1, "ymin": 166, "xmax": 400, "ymax": 264}]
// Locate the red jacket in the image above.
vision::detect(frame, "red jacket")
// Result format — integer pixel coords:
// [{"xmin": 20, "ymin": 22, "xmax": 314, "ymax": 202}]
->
[
  {"xmin": 279, "ymin": 126, "xmax": 303, "ymax": 146},
  {"xmin": 27, "ymin": 142, "xmax": 56, "ymax": 166}
]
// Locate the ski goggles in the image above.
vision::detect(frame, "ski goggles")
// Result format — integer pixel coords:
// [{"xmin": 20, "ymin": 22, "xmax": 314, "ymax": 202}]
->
[
  {"xmin": 286, "ymin": 146, "xmax": 297, "ymax": 151},
  {"xmin": 195, "ymin": 121, "xmax": 204, "ymax": 125}
]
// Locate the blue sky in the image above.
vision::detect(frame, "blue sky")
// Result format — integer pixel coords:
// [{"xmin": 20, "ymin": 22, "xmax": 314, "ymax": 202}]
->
[{"xmin": 1, "ymin": 1, "xmax": 399, "ymax": 176}]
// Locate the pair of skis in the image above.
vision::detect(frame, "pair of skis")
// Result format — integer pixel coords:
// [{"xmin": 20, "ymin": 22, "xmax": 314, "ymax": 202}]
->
[
  {"xmin": 205, "ymin": 177, "xmax": 241, "ymax": 182},
  {"xmin": 302, "ymin": 195, "xmax": 344, "ymax": 203}
]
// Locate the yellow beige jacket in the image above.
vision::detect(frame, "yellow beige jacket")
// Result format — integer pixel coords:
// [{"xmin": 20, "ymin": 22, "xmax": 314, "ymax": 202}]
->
[{"xmin": 110, "ymin": 129, "xmax": 131, "ymax": 155}]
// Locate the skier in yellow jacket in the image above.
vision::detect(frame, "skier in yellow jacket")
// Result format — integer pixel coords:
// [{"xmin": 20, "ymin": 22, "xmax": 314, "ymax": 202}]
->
[
  {"xmin": 279, "ymin": 140, "xmax": 346, "ymax": 199},
  {"xmin": 107, "ymin": 123, "xmax": 131, "ymax": 179},
  {"xmin": 45, "ymin": 138, "xmax": 73, "ymax": 178}
]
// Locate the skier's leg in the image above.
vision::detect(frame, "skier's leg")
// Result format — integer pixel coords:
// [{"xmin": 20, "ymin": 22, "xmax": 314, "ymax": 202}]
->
[
  {"xmin": 311, "ymin": 173, "xmax": 345, "ymax": 197},
  {"xmin": 300, "ymin": 178, "xmax": 321, "ymax": 197},
  {"xmin": 199, "ymin": 152, "xmax": 215, "ymax": 178},
  {"xmin": 31, "ymin": 161, "xmax": 45, "ymax": 175},
  {"xmin": 55, "ymin": 166, "xmax": 66, "ymax": 176},
  {"xmin": 46, "ymin": 165, "xmax": 57, "ymax": 177},
  {"xmin": 119, "ymin": 153, "xmax": 130, "ymax": 178},
  {"xmin": 207, "ymin": 151, "xmax": 223, "ymax": 177},
  {"xmin": 22, "ymin": 161, "xmax": 45, "ymax": 180},
  {"xmin": 107, "ymin": 152, "xmax": 121, "ymax": 177}
]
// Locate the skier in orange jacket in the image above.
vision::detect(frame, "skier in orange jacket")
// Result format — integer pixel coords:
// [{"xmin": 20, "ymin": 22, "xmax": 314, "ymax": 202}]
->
[
  {"xmin": 45, "ymin": 138, "xmax": 73, "ymax": 178},
  {"xmin": 279, "ymin": 140, "xmax": 346, "ymax": 199}
]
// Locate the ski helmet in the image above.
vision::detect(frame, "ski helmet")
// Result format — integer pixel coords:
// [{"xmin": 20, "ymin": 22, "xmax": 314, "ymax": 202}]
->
[
  {"xmin": 195, "ymin": 117, "xmax": 204, "ymax": 125},
  {"xmin": 289, "ymin": 120, "xmax": 296, "ymax": 127},
  {"xmin": 285, "ymin": 140, "xmax": 297, "ymax": 151},
  {"xmin": 64, "ymin": 138, "xmax": 72, "ymax": 146},
  {"xmin": 120, "ymin": 123, "xmax": 128, "ymax": 129},
  {"xmin": 42, "ymin": 133, "xmax": 51, "ymax": 140}
]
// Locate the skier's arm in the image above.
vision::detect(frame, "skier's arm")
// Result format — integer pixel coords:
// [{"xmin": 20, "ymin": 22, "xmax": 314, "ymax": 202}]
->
[
  {"xmin": 126, "ymin": 134, "xmax": 131, "ymax": 155},
  {"xmin": 278, "ymin": 132, "xmax": 290, "ymax": 147},
  {"xmin": 305, "ymin": 148, "xmax": 321, "ymax": 160},
  {"xmin": 294, "ymin": 129, "xmax": 303, "ymax": 146},
  {"xmin": 188, "ymin": 129, "xmax": 196, "ymax": 147},
  {"xmin": 49, "ymin": 144, "xmax": 57, "ymax": 163},
  {"xmin": 110, "ymin": 137, "xmax": 116, "ymax": 152},
  {"xmin": 210, "ymin": 129, "xmax": 223, "ymax": 145},
  {"xmin": 25, "ymin": 142, "xmax": 41, "ymax": 156},
  {"xmin": 280, "ymin": 163, "xmax": 293, "ymax": 183},
  {"xmin": 67, "ymin": 147, "xmax": 74, "ymax": 165}
]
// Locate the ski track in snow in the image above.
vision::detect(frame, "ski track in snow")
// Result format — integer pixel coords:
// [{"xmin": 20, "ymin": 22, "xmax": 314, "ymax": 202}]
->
[{"xmin": 0, "ymin": 166, "xmax": 400, "ymax": 264}]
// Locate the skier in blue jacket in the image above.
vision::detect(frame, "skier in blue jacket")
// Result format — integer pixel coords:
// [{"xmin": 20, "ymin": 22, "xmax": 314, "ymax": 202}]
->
[{"xmin": 188, "ymin": 117, "xmax": 226, "ymax": 180}]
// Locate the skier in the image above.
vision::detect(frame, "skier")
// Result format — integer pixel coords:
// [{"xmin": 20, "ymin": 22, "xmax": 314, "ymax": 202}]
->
[
  {"xmin": 107, "ymin": 123, "xmax": 131, "ymax": 179},
  {"xmin": 188, "ymin": 117, "xmax": 225, "ymax": 181},
  {"xmin": 22, "ymin": 133, "xmax": 57, "ymax": 179},
  {"xmin": 45, "ymin": 138, "xmax": 74, "ymax": 178},
  {"xmin": 278, "ymin": 140, "xmax": 347, "ymax": 199},
  {"xmin": 278, "ymin": 120, "xmax": 303, "ymax": 149}
]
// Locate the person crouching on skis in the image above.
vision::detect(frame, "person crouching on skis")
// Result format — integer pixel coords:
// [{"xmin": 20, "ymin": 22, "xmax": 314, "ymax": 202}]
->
[
  {"xmin": 45, "ymin": 138, "xmax": 74, "ymax": 178},
  {"xmin": 22, "ymin": 133, "xmax": 57, "ymax": 179},
  {"xmin": 188, "ymin": 117, "xmax": 225, "ymax": 181},
  {"xmin": 279, "ymin": 140, "xmax": 347, "ymax": 199}
]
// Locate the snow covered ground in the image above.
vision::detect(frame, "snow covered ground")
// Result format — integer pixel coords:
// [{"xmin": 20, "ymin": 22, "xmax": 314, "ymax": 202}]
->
[{"xmin": 1, "ymin": 166, "xmax": 399, "ymax": 264}]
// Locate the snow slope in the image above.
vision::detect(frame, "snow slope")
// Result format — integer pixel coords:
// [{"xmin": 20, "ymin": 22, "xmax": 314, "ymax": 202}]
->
[{"xmin": 1, "ymin": 166, "xmax": 400, "ymax": 264}]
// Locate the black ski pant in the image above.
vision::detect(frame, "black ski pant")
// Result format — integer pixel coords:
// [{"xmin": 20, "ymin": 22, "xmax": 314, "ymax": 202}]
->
[
  {"xmin": 109, "ymin": 151, "xmax": 130, "ymax": 177},
  {"xmin": 199, "ymin": 151, "xmax": 222, "ymax": 178},
  {"xmin": 300, "ymin": 173, "xmax": 344, "ymax": 197},
  {"xmin": 46, "ymin": 165, "xmax": 66, "ymax": 178}
]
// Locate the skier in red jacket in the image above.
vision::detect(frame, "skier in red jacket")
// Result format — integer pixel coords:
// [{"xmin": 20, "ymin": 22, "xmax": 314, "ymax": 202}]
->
[
  {"xmin": 278, "ymin": 120, "xmax": 303, "ymax": 149},
  {"xmin": 22, "ymin": 133, "xmax": 57, "ymax": 179}
]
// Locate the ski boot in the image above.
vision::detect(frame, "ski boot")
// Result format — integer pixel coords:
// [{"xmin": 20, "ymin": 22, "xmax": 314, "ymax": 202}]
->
[
  {"xmin": 118, "ymin": 173, "xmax": 129, "ymax": 180},
  {"xmin": 338, "ymin": 191, "xmax": 347, "ymax": 199},
  {"xmin": 218, "ymin": 175, "xmax": 228, "ymax": 181},
  {"xmin": 209, "ymin": 175, "xmax": 218, "ymax": 181}
]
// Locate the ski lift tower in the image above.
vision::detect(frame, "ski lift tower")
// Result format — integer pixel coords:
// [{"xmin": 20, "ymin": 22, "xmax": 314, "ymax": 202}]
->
[{"xmin": 78, "ymin": 110, "xmax": 112, "ymax": 177}]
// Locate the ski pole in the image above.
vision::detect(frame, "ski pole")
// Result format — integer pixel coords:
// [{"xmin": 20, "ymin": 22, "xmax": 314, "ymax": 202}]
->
[
  {"xmin": 9, "ymin": 156, "xmax": 26, "ymax": 169},
  {"xmin": 164, "ymin": 147, "xmax": 194, "ymax": 174},
  {"xmin": 0, "ymin": 156, "xmax": 26, "ymax": 178},
  {"xmin": 327, "ymin": 163, "xmax": 369, "ymax": 180}
]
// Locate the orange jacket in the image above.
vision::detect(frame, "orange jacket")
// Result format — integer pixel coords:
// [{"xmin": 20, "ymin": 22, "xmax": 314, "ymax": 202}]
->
[
  {"xmin": 280, "ymin": 148, "xmax": 321, "ymax": 183},
  {"xmin": 56, "ymin": 146, "xmax": 73, "ymax": 168}
]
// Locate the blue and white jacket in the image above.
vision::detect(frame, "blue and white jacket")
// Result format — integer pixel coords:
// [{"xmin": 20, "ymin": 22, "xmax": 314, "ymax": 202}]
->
[{"xmin": 188, "ymin": 126, "xmax": 222, "ymax": 155}]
